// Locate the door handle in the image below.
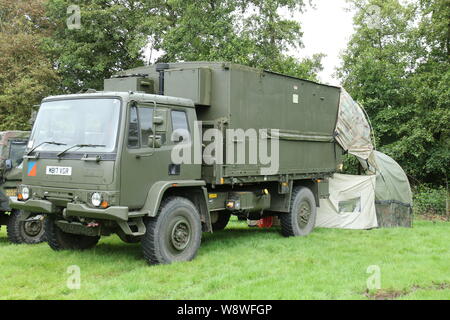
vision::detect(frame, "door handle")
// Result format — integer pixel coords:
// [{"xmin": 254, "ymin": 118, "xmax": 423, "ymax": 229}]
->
[
  {"xmin": 81, "ymin": 155, "xmax": 101, "ymax": 162},
  {"xmin": 135, "ymin": 153, "xmax": 154, "ymax": 159}
]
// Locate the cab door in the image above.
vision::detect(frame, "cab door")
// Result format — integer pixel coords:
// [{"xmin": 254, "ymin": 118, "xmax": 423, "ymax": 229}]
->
[{"xmin": 120, "ymin": 103, "xmax": 199, "ymax": 210}]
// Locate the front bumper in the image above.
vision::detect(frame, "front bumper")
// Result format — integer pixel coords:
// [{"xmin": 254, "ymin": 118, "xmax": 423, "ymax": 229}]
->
[
  {"xmin": 9, "ymin": 197, "xmax": 129, "ymax": 221},
  {"xmin": 65, "ymin": 203, "xmax": 129, "ymax": 221},
  {"xmin": 10, "ymin": 197, "xmax": 54, "ymax": 213}
]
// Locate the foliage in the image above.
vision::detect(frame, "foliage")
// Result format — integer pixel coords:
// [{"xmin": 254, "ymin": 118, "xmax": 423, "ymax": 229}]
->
[
  {"xmin": 342, "ymin": 153, "xmax": 362, "ymax": 175},
  {"xmin": 43, "ymin": 0, "xmax": 152, "ymax": 92},
  {"xmin": 338, "ymin": 0, "xmax": 450, "ymax": 186},
  {"xmin": 0, "ymin": 0, "xmax": 59, "ymax": 131},
  {"xmin": 413, "ymin": 184, "xmax": 448, "ymax": 216}
]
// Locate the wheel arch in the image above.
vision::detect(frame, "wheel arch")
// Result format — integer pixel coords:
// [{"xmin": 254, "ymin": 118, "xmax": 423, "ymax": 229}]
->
[
  {"xmin": 293, "ymin": 180, "xmax": 320, "ymax": 207},
  {"xmin": 142, "ymin": 180, "xmax": 212, "ymax": 233}
]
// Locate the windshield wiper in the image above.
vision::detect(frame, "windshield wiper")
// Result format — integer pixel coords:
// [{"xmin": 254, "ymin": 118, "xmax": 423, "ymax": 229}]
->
[
  {"xmin": 27, "ymin": 141, "xmax": 67, "ymax": 156},
  {"xmin": 57, "ymin": 144, "xmax": 106, "ymax": 158}
]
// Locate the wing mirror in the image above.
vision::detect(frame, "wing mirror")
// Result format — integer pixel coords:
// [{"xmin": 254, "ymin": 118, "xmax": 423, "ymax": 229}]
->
[{"xmin": 148, "ymin": 136, "xmax": 162, "ymax": 149}]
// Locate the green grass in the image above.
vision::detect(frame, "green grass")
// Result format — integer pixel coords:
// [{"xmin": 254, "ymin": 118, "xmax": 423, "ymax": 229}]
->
[{"xmin": 0, "ymin": 218, "xmax": 449, "ymax": 300}]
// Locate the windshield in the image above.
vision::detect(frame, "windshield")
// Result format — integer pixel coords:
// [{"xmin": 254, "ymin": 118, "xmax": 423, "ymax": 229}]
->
[
  {"xmin": 29, "ymin": 98, "xmax": 121, "ymax": 153},
  {"xmin": 9, "ymin": 141, "xmax": 27, "ymax": 167}
]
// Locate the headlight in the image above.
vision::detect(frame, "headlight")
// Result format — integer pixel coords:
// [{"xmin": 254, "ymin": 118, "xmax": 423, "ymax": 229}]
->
[
  {"xmin": 91, "ymin": 193, "xmax": 102, "ymax": 207},
  {"xmin": 22, "ymin": 187, "xmax": 30, "ymax": 201}
]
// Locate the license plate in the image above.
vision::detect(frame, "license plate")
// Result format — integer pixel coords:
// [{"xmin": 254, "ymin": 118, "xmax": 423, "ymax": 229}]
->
[
  {"xmin": 5, "ymin": 188, "xmax": 17, "ymax": 197},
  {"xmin": 46, "ymin": 166, "xmax": 72, "ymax": 176}
]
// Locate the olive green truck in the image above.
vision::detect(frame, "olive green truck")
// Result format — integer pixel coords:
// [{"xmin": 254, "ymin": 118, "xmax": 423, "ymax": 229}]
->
[
  {"xmin": 10, "ymin": 62, "xmax": 343, "ymax": 264},
  {"xmin": 1, "ymin": 131, "xmax": 46, "ymax": 244}
]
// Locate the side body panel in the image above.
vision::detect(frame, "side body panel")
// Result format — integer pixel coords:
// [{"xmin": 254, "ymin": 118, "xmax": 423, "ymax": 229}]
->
[{"xmin": 112, "ymin": 62, "xmax": 343, "ymax": 186}]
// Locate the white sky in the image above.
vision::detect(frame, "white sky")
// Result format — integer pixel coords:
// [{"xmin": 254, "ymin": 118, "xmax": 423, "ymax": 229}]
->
[{"xmin": 147, "ymin": 0, "xmax": 356, "ymax": 86}]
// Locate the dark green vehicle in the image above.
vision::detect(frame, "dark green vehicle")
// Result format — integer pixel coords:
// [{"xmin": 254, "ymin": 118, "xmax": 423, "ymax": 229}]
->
[
  {"xmin": 0, "ymin": 131, "xmax": 46, "ymax": 244},
  {"xmin": 10, "ymin": 62, "xmax": 344, "ymax": 264}
]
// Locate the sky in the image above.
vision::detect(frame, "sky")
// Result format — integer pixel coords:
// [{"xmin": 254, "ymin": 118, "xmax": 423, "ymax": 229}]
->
[{"xmin": 290, "ymin": 0, "xmax": 356, "ymax": 86}]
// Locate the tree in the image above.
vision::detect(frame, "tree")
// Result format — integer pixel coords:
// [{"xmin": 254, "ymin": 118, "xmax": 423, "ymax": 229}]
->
[
  {"xmin": 44, "ymin": 0, "xmax": 153, "ymax": 92},
  {"xmin": 0, "ymin": 0, "xmax": 59, "ymax": 130},
  {"xmin": 338, "ymin": 0, "xmax": 449, "ymax": 185}
]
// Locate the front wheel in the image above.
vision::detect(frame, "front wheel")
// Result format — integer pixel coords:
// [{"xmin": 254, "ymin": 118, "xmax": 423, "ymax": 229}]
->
[
  {"xmin": 45, "ymin": 217, "xmax": 100, "ymax": 251},
  {"xmin": 142, "ymin": 197, "xmax": 202, "ymax": 265},
  {"xmin": 280, "ymin": 186, "xmax": 317, "ymax": 237},
  {"xmin": 7, "ymin": 210, "xmax": 46, "ymax": 244}
]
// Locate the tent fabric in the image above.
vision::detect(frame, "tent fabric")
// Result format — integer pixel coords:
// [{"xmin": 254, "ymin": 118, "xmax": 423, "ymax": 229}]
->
[
  {"xmin": 316, "ymin": 174, "xmax": 378, "ymax": 230},
  {"xmin": 372, "ymin": 151, "xmax": 413, "ymax": 206},
  {"xmin": 335, "ymin": 89, "xmax": 376, "ymax": 167}
]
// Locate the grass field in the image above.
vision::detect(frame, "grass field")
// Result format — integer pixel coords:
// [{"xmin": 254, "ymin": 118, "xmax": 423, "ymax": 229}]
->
[{"xmin": 0, "ymin": 217, "xmax": 449, "ymax": 300}]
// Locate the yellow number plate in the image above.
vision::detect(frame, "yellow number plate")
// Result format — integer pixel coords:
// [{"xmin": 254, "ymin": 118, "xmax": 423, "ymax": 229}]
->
[{"xmin": 5, "ymin": 188, "xmax": 17, "ymax": 197}]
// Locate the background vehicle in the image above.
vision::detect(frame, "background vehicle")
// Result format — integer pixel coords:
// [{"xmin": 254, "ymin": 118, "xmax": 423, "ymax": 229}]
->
[
  {"xmin": 0, "ymin": 131, "xmax": 46, "ymax": 244},
  {"xmin": 11, "ymin": 62, "xmax": 344, "ymax": 264}
]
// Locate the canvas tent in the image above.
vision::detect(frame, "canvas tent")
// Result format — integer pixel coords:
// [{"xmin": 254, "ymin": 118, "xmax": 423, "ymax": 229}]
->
[
  {"xmin": 316, "ymin": 89, "xmax": 413, "ymax": 230},
  {"xmin": 316, "ymin": 174, "xmax": 378, "ymax": 229},
  {"xmin": 373, "ymin": 151, "xmax": 413, "ymax": 228},
  {"xmin": 316, "ymin": 152, "xmax": 413, "ymax": 230},
  {"xmin": 334, "ymin": 89, "xmax": 377, "ymax": 169}
]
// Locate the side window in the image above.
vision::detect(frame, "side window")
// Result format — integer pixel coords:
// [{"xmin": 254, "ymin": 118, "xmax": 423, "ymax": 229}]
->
[
  {"xmin": 128, "ymin": 106, "xmax": 139, "ymax": 148},
  {"xmin": 138, "ymin": 107, "xmax": 154, "ymax": 147},
  {"xmin": 171, "ymin": 110, "xmax": 189, "ymax": 143}
]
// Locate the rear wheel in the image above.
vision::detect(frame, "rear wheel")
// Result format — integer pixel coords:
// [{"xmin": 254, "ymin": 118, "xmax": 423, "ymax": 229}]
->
[
  {"xmin": 142, "ymin": 197, "xmax": 202, "ymax": 265},
  {"xmin": 210, "ymin": 211, "xmax": 231, "ymax": 231},
  {"xmin": 45, "ymin": 217, "xmax": 100, "ymax": 251},
  {"xmin": 280, "ymin": 186, "xmax": 317, "ymax": 237},
  {"xmin": 7, "ymin": 210, "xmax": 46, "ymax": 244}
]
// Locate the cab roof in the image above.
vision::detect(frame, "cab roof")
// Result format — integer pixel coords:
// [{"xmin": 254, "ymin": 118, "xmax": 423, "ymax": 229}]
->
[{"xmin": 42, "ymin": 91, "xmax": 195, "ymax": 108}]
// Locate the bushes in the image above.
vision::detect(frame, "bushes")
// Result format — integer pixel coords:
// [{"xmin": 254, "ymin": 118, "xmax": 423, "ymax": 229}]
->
[{"xmin": 413, "ymin": 185, "xmax": 449, "ymax": 216}]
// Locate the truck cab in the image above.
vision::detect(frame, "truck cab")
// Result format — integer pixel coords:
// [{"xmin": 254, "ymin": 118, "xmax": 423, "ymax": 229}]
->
[
  {"xmin": 0, "ymin": 131, "xmax": 46, "ymax": 244},
  {"xmin": 0, "ymin": 131, "xmax": 29, "ymax": 213},
  {"xmin": 10, "ymin": 92, "xmax": 210, "ymax": 262}
]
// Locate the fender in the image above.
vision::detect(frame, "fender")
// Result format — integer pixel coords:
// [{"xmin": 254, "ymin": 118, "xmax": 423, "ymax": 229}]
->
[{"xmin": 140, "ymin": 180, "xmax": 209, "ymax": 217}]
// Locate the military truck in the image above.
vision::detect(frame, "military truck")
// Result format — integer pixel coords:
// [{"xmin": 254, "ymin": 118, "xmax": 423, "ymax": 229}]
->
[
  {"xmin": 0, "ymin": 131, "xmax": 46, "ymax": 244},
  {"xmin": 10, "ymin": 62, "xmax": 344, "ymax": 264}
]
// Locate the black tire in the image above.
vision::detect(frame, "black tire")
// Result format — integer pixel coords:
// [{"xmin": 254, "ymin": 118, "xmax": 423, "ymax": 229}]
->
[
  {"xmin": 142, "ymin": 197, "xmax": 202, "ymax": 265},
  {"xmin": 7, "ymin": 210, "xmax": 46, "ymax": 244},
  {"xmin": 45, "ymin": 217, "xmax": 100, "ymax": 251},
  {"xmin": 280, "ymin": 186, "xmax": 317, "ymax": 237},
  {"xmin": 210, "ymin": 211, "xmax": 231, "ymax": 231}
]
